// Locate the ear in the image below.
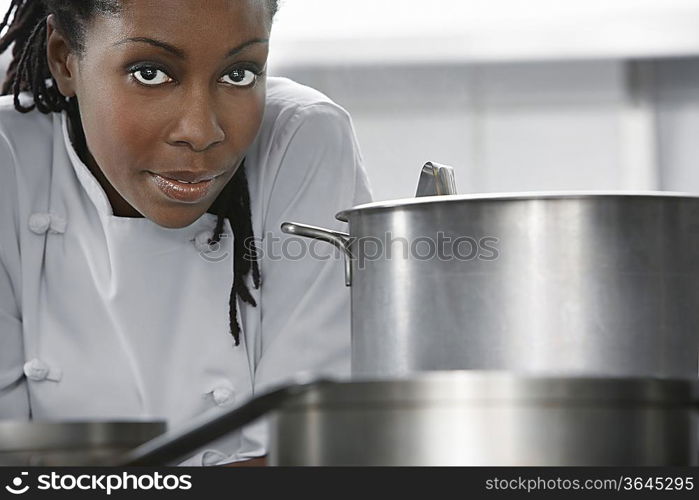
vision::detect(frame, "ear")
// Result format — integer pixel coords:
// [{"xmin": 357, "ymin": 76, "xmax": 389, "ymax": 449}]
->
[{"xmin": 45, "ymin": 14, "xmax": 78, "ymax": 98}]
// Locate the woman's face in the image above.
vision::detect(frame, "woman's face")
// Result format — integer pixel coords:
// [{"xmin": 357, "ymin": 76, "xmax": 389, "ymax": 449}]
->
[{"xmin": 50, "ymin": 0, "xmax": 271, "ymax": 228}]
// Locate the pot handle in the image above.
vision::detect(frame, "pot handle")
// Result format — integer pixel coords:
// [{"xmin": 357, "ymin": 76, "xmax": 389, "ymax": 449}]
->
[
  {"xmin": 114, "ymin": 379, "xmax": 329, "ymax": 466},
  {"xmin": 281, "ymin": 222, "xmax": 353, "ymax": 286},
  {"xmin": 416, "ymin": 161, "xmax": 458, "ymax": 197}
]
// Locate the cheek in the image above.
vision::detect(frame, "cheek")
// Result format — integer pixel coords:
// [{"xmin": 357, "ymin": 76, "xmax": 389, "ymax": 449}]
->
[
  {"xmin": 212, "ymin": 86, "xmax": 268, "ymax": 151},
  {"xmin": 79, "ymin": 88, "xmax": 153, "ymax": 177}
]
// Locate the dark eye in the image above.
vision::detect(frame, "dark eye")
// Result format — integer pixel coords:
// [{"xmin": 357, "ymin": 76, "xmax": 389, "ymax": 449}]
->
[
  {"xmin": 220, "ymin": 68, "xmax": 257, "ymax": 87},
  {"xmin": 131, "ymin": 67, "xmax": 172, "ymax": 86}
]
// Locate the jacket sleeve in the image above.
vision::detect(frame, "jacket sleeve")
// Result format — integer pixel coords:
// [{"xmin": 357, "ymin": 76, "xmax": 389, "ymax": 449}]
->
[
  {"xmin": 0, "ymin": 134, "xmax": 30, "ymax": 419},
  {"xmin": 235, "ymin": 102, "xmax": 372, "ymax": 460},
  {"xmin": 255, "ymin": 102, "xmax": 372, "ymax": 389}
]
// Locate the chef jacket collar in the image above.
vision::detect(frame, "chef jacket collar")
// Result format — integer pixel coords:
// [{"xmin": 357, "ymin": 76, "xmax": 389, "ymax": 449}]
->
[{"xmin": 59, "ymin": 111, "xmax": 221, "ymax": 240}]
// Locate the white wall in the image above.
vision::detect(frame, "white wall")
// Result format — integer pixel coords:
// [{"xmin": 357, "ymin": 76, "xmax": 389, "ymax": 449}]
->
[
  {"xmin": 278, "ymin": 61, "xmax": 643, "ymax": 201},
  {"xmin": 269, "ymin": 0, "xmax": 699, "ymax": 66}
]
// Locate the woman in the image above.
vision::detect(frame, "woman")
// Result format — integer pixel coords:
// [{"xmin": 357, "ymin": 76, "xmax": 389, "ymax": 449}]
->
[{"xmin": 0, "ymin": 0, "xmax": 372, "ymax": 465}]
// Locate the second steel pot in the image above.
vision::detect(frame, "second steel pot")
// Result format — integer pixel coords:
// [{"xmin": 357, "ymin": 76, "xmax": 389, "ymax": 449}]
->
[{"xmin": 268, "ymin": 372, "xmax": 699, "ymax": 466}]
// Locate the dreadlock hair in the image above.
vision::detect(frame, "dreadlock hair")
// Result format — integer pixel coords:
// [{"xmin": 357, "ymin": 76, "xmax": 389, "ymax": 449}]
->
[{"xmin": 0, "ymin": 0, "xmax": 279, "ymax": 346}]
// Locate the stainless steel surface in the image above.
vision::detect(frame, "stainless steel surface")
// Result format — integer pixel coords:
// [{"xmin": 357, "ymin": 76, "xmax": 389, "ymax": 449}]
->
[
  {"xmin": 0, "ymin": 421, "xmax": 165, "ymax": 466},
  {"xmin": 281, "ymin": 222, "xmax": 352, "ymax": 286},
  {"xmin": 289, "ymin": 188, "xmax": 699, "ymax": 378},
  {"xmin": 415, "ymin": 161, "xmax": 458, "ymax": 197},
  {"xmin": 269, "ymin": 372, "xmax": 699, "ymax": 466}
]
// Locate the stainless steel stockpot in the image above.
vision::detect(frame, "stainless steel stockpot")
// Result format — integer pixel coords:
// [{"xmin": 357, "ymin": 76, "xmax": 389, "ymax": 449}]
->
[
  {"xmin": 268, "ymin": 372, "xmax": 699, "ymax": 466},
  {"xmin": 284, "ymin": 191, "xmax": 699, "ymax": 378}
]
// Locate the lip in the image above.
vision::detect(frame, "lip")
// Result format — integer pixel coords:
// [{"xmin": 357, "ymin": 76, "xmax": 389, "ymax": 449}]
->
[
  {"xmin": 149, "ymin": 172, "xmax": 219, "ymax": 203},
  {"xmin": 156, "ymin": 170, "xmax": 222, "ymax": 184}
]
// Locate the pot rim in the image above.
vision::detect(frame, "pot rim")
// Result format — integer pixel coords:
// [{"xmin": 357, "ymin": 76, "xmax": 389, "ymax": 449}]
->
[
  {"xmin": 336, "ymin": 190, "xmax": 699, "ymax": 221},
  {"xmin": 279, "ymin": 372, "xmax": 699, "ymax": 409}
]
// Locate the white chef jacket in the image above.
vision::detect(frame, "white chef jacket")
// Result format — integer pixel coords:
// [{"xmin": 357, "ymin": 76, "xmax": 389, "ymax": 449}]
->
[{"xmin": 0, "ymin": 77, "xmax": 372, "ymax": 465}]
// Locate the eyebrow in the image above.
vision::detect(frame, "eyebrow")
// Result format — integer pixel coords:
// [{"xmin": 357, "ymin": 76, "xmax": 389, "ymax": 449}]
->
[{"xmin": 112, "ymin": 37, "xmax": 269, "ymax": 59}]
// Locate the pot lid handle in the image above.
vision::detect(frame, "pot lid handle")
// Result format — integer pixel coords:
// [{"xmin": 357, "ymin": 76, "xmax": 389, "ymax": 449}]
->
[{"xmin": 416, "ymin": 162, "xmax": 458, "ymax": 197}]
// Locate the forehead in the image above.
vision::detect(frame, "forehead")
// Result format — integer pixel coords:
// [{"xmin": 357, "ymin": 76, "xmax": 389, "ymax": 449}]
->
[{"xmin": 88, "ymin": 0, "xmax": 271, "ymax": 52}]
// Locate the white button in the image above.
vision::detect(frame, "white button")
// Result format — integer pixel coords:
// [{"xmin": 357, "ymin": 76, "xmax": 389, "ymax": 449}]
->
[
  {"xmin": 212, "ymin": 386, "xmax": 235, "ymax": 406},
  {"xmin": 23, "ymin": 359, "xmax": 62, "ymax": 382},
  {"xmin": 49, "ymin": 214, "xmax": 67, "ymax": 234},
  {"xmin": 28, "ymin": 213, "xmax": 51, "ymax": 234},
  {"xmin": 28, "ymin": 213, "xmax": 67, "ymax": 235}
]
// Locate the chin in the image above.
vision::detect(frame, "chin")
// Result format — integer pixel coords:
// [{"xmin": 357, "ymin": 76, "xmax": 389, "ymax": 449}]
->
[{"xmin": 149, "ymin": 206, "xmax": 208, "ymax": 229}]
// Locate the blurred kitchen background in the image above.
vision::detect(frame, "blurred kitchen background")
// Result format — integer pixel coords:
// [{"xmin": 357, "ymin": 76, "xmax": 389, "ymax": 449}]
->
[
  {"xmin": 4, "ymin": 0, "xmax": 699, "ymax": 201},
  {"xmin": 266, "ymin": 0, "xmax": 699, "ymax": 201}
]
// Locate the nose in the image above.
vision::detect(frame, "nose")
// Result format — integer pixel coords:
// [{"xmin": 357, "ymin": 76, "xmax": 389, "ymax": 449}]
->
[{"xmin": 167, "ymin": 90, "xmax": 225, "ymax": 152}]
